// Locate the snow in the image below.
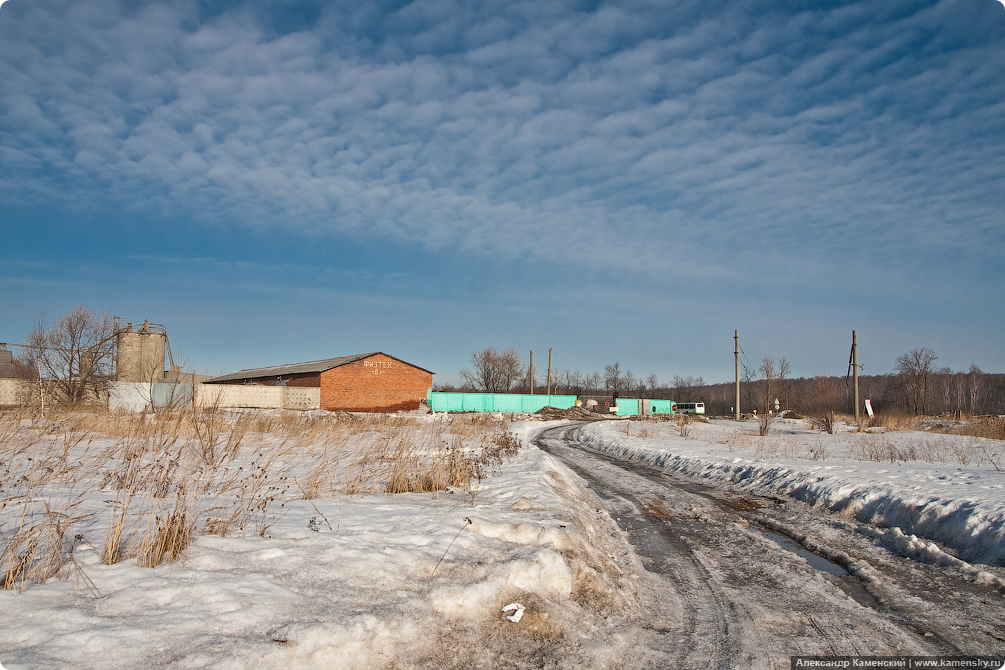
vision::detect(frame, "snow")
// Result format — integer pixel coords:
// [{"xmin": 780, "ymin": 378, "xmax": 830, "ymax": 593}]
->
[
  {"xmin": 574, "ymin": 417, "xmax": 1005, "ymax": 569},
  {"xmin": 0, "ymin": 412, "xmax": 639, "ymax": 669},
  {"xmin": 2, "ymin": 412, "xmax": 1003, "ymax": 668}
]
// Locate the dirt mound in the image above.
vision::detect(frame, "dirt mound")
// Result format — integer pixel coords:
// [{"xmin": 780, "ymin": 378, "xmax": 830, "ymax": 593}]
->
[{"xmin": 534, "ymin": 405, "xmax": 600, "ymax": 420}]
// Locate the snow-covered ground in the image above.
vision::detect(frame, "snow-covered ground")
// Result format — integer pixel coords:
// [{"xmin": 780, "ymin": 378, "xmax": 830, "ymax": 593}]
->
[
  {"xmin": 0, "ymin": 412, "xmax": 640, "ymax": 669},
  {"xmin": 2, "ymin": 411, "xmax": 1003, "ymax": 668},
  {"xmin": 574, "ymin": 416, "xmax": 1005, "ymax": 572}
]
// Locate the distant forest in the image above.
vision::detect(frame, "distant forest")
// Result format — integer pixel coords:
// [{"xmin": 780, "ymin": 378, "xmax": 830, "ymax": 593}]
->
[{"xmin": 696, "ymin": 372, "xmax": 1005, "ymax": 417}]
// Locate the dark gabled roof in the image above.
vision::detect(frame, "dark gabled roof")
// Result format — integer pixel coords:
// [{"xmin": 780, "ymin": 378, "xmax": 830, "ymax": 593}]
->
[{"xmin": 207, "ymin": 352, "xmax": 433, "ymax": 383}]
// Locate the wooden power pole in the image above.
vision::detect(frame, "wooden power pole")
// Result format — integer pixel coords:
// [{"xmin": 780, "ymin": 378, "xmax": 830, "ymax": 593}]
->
[
  {"xmin": 547, "ymin": 348, "xmax": 553, "ymax": 395},
  {"xmin": 734, "ymin": 330, "xmax": 740, "ymax": 421},
  {"xmin": 529, "ymin": 350, "xmax": 534, "ymax": 394},
  {"xmin": 848, "ymin": 330, "xmax": 861, "ymax": 421}
]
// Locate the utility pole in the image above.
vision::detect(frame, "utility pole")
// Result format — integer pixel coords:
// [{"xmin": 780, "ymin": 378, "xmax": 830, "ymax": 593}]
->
[
  {"xmin": 529, "ymin": 350, "xmax": 534, "ymax": 394},
  {"xmin": 547, "ymin": 348, "xmax": 553, "ymax": 395},
  {"xmin": 848, "ymin": 330, "xmax": 862, "ymax": 422},
  {"xmin": 734, "ymin": 330, "xmax": 740, "ymax": 421}
]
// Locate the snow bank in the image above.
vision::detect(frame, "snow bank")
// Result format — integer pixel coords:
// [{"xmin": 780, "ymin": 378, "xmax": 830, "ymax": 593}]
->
[{"xmin": 574, "ymin": 419, "xmax": 1005, "ymax": 567}]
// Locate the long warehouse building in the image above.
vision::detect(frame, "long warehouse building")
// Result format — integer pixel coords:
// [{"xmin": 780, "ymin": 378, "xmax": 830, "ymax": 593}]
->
[{"xmin": 206, "ymin": 352, "xmax": 433, "ymax": 413}]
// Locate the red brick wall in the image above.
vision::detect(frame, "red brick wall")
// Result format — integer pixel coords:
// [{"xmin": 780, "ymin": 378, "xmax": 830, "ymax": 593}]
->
[
  {"xmin": 320, "ymin": 354, "xmax": 432, "ymax": 412},
  {"xmin": 285, "ymin": 373, "xmax": 321, "ymax": 388}
]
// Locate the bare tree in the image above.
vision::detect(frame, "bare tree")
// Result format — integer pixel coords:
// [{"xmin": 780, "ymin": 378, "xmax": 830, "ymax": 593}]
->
[
  {"xmin": 809, "ymin": 375, "xmax": 842, "ymax": 434},
  {"xmin": 549, "ymin": 368, "xmax": 575, "ymax": 395},
  {"xmin": 604, "ymin": 363, "xmax": 623, "ymax": 394},
  {"xmin": 25, "ymin": 305, "xmax": 117, "ymax": 405},
  {"xmin": 754, "ymin": 356, "xmax": 791, "ymax": 413},
  {"xmin": 759, "ymin": 356, "xmax": 777, "ymax": 413},
  {"xmin": 672, "ymin": 375, "xmax": 706, "ymax": 403},
  {"xmin": 645, "ymin": 374, "xmax": 660, "ymax": 397},
  {"xmin": 672, "ymin": 375, "xmax": 688, "ymax": 402},
  {"xmin": 937, "ymin": 367, "xmax": 955, "ymax": 417},
  {"xmin": 967, "ymin": 364, "xmax": 984, "ymax": 416},
  {"xmin": 496, "ymin": 348, "xmax": 524, "ymax": 392},
  {"xmin": 460, "ymin": 348, "xmax": 525, "ymax": 393},
  {"xmin": 777, "ymin": 357, "xmax": 791, "ymax": 409},
  {"xmin": 460, "ymin": 349, "xmax": 498, "ymax": 392},
  {"xmin": 895, "ymin": 348, "xmax": 938, "ymax": 415},
  {"xmin": 622, "ymin": 370, "xmax": 637, "ymax": 396},
  {"xmin": 742, "ymin": 364, "xmax": 757, "ymax": 412},
  {"xmin": 568, "ymin": 369, "xmax": 584, "ymax": 393}
]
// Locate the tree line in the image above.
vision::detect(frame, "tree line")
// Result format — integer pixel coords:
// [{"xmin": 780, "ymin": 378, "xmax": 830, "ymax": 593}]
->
[
  {"xmin": 442, "ymin": 347, "xmax": 707, "ymax": 401},
  {"xmin": 440, "ymin": 347, "xmax": 1005, "ymax": 417}
]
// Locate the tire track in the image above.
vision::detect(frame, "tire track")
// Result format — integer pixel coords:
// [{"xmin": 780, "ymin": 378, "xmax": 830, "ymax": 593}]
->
[
  {"xmin": 535, "ymin": 424, "xmax": 746, "ymax": 668},
  {"xmin": 534, "ymin": 422, "xmax": 939, "ymax": 667}
]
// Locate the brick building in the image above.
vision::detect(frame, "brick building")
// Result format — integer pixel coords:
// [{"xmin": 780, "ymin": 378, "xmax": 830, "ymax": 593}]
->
[{"xmin": 206, "ymin": 352, "xmax": 433, "ymax": 412}]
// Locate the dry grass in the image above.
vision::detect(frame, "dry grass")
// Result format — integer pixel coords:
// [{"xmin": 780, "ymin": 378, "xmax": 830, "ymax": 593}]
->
[
  {"xmin": 870, "ymin": 413, "xmax": 925, "ymax": 431},
  {"xmin": 1, "ymin": 407, "xmax": 516, "ymax": 591},
  {"xmin": 945, "ymin": 417, "xmax": 1005, "ymax": 441},
  {"xmin": 1, "ymin": 496, "xmax": 88, "ymax": 592},
  {"xmin": 641, "ymin": 498, "xmax": 673, "ymax": 522},
  {"xmin": 811, "ymin": 411, "xmax": 839, "ymax": 435},
  {"xmin": 757, "ymin": 413, "xmax": 774, "ymax": 437},
  {"xmin": 847, "ymin": 434, "xmax": 1003, "ymax": 469}
]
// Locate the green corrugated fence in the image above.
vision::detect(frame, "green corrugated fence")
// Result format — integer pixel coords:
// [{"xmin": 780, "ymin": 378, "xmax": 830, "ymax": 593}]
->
[
  {"xmin": 427, "ymin": 391, "xmax": 578, "ymax": 413},
  {"xmin": 427, "ymin": 391, "xmax": 680, "ymax": 416},
  {"xmin": 613, "ymin": 398, "xmax": 639, "ymax": 416}
]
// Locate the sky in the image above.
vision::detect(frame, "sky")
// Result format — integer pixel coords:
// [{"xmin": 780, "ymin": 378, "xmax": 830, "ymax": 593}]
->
[{"xmin": 1, "ymin": 0, "xmax": 1003, "ymax": 386}]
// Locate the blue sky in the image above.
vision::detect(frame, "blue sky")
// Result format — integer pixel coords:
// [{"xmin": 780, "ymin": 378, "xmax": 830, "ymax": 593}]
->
[{"xmin": 2, "ymin": 0, "xmax": 1003, "ymax": 385}]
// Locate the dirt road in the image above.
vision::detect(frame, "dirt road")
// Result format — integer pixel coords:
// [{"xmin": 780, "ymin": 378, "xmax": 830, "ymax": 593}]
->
[{"xmin": 534, "ymin": 423, "xmax": 1005, "ymax": 669}]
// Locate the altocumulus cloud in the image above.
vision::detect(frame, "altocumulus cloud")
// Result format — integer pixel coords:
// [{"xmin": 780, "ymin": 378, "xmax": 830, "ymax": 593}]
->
[{"xmin": 0, "ymin": 0, "xmax": 1003, "ymax": 297}]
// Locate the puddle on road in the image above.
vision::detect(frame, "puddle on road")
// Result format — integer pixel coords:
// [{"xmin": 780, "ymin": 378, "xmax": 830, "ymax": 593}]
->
[
  {"xmin": 752, "ymin": 525, "xmax": 881, "ymax": 609},
  {"xmin": 539, "ymin": 432, "xmax": 882, "ymax": 611},
  {"xmin": 752, "ymin": 525, "xmax": 848, "ymax": 576}
]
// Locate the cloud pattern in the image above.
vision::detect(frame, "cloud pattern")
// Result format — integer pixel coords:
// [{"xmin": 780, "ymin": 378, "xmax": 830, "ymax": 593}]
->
[{"xmin": 1, "ymin": 0, "xmax": 1003, "ymax": 296}]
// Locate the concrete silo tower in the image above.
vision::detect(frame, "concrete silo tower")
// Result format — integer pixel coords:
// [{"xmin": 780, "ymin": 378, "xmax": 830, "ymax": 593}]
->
[{"xmin": 115, "ymin": 320, "xmax": 167, "ymax": 383}]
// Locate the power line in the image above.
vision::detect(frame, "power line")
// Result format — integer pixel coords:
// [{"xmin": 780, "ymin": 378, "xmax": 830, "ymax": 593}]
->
[{"xmin": 737, "ymin": 343, "xmax": 755, "ymax": 374}]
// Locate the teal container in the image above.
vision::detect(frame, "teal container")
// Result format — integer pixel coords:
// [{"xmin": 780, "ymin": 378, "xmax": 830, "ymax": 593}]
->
[
  {"xmin": 613, "ymin": 398, "xmax": 678, "ymax": 416},
  {"xmin": 612, "ymin": 398, "xmax": 638, "ymax": 416},
  {"xmin": 648, "ymin": 399, "xmax": 677, "ymax": 415}
]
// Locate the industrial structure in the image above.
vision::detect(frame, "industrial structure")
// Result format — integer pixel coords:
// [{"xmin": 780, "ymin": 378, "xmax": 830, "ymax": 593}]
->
[
  {"xmin": 206, "ymin": 353, "xmax": 434, "ymax": 413},
  {"xmin": 114, "ymin": 319, "xmax": 180, "ymax": 382}
]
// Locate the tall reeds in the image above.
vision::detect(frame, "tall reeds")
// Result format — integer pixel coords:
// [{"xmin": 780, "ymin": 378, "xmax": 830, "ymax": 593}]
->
[{"xmin": 1, "ymin": 407, "xmax": 517, "ymax": 592}]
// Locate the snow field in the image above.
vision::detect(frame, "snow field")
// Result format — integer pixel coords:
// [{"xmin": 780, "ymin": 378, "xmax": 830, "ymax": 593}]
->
[
  {"xmin": 0, "ymin": 411, "xmax": 640, "ymax": 668},
  {"xmin": 576, "ymin": 417, "xmax": 1005, "ymax": 571}
]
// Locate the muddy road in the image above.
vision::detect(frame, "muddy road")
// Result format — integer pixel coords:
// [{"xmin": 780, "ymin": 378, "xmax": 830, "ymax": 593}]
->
[{"xmin": 534, "ymin": 423, "xmax": 1005, "ymax": 669}]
